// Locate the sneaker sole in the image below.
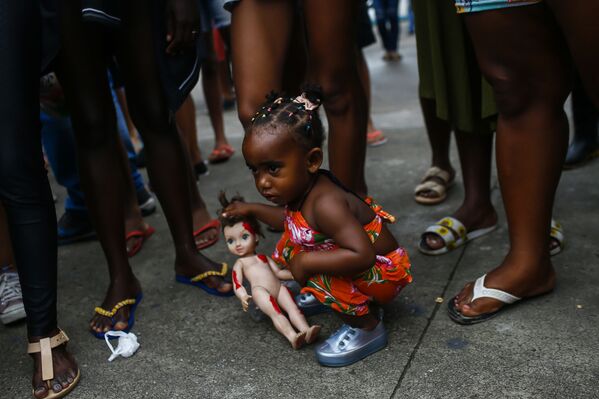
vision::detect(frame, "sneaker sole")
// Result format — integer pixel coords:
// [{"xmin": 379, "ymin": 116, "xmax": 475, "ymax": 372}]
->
[
  {"xmin": 316, "ymin": 333, "xmax": 388, "ymax": 367},
  {"xmin": 139, "ymin": 197, "xmax": 157, "ymax": 217},
  {"xmin": 0, "ymin": 307, "xmax": 26, "ymax": 324}
]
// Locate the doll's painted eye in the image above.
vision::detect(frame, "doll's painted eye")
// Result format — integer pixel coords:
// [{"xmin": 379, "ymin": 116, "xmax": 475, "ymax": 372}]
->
[
  {"xmin": 242, "ymin": 233, "xmax": 250, "ymax": 240},
  {"xmin": 227, "ymin": 238, "xmax": 234, "ymax": 245}
]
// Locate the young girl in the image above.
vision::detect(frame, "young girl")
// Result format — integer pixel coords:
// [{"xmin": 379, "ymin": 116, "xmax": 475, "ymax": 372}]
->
[
  {"xmin": 219, "ymin": 193, "xmax": 320, "ymax": 349},
  {"xmin": 222, "ymin": 88, "xmax": 412, "ymax": 367}
]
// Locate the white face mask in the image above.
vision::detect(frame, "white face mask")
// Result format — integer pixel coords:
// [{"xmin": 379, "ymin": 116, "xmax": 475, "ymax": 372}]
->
[{"xmin": 104, "ymin": 331, "xmax": 140, "ymax": 362}]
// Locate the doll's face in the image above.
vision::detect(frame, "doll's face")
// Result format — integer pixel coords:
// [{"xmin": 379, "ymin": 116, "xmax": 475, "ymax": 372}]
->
[{"xmin": 224, "ymin": 222, "xmax": 258, "ymax": 257}]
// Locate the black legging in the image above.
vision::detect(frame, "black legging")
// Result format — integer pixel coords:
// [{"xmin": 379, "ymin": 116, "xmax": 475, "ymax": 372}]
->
[{"xmin": 0, "ymin": 1, "xmax": 58, "ymax": 337}]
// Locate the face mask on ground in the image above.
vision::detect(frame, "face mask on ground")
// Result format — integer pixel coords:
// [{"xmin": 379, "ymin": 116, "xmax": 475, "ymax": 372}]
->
[{"xmin": 104, "ymin": 331, "xmax": 140, "ymax": 362}]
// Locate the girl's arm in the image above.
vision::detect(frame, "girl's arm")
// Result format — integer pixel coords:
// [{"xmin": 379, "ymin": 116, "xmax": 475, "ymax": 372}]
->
[
  {"xmin": 222, "ymin": 202, "xmax": 286, "ymax": 230},
  {"xmin": 232, "ymin": 260, "xmax": 251, "ymax": 311},
  {"xmin": 266, "ymin": 256, "xmax": 294, "ymax": 281},
  {"xmin": 290, "ymin": 195, "xmax": 375, "ymax": 284}
]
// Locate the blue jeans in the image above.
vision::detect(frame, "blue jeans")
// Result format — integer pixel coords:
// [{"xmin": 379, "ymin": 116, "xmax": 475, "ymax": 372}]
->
[
  {"xmin": 373, "ymin": 0, "xmax": 400, "ymax": 52},
  {"xmin": 41, "ymin": 87, "xmax": 144, "ymax": 215}
]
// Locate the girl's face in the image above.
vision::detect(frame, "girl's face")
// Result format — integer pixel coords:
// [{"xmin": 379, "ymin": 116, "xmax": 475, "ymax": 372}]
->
[
  {"xmin": 242, "ymin": 127, "xmax": 322, "ymax": 207},
  {"xmin": 224, "ymin": 222, "xmax": 257, "ymax": 257}
]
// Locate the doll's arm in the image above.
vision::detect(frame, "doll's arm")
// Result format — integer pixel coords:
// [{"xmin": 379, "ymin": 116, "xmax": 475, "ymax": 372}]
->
[
  {"xmin": 222, "ymin": 202, "xmax": 285, "ymax": 230},
  {"xmin": 266, "ymin": 256, "xmax": 294, "ymax": 281},
  {"xmin": 232, "ymin": 260, "xmax": 251, "ymax": 311}
]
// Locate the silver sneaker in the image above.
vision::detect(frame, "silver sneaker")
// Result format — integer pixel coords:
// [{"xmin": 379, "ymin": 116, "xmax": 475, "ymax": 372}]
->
[
  {"xmin": 315, "ymin": 322, "xmax": 387, "ymax": 367},
  {"xmin": 0, "ymin": 268, "xmax": 26, "ymax": 324},
  {"xmin": 295, "ymin": 292, "xmax": 331, "ymax": 316}
]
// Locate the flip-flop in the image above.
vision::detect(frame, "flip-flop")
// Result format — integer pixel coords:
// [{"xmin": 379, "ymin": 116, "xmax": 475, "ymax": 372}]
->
[
  {"xmin": 549, "ymin": 219, "xmax": 564, "ymax": 257},
  {"xmin": 126, "ymin": 226, "xmax": 156, "ymax": 258},
  {"xmin": 175, "ymin": 263, "xmax": 234, "ymax": 297},
  {"xmin": 414, "ymin": 166, "xmax": 454, "ymax": 205},
  {"xmin": 208, "ymin": 144, "xmax": 235, "ymax": 164},
  {"xmin": 193, "ymin": 219, "xmax": 220, "ymax": 250},
  {"xmin": 447, "ymin": 274, "xmax": 521, "ymax": 325},
  {"xmin": 27, "ymin": 330, "xmax": 81, "ymax": 399},
  {"xmin": 367, "ymin": 130, "xmax": 388, "ymax": 146},
  {"xmin": 92, "ymin": 292, "xmax": 143, "ymax": 339},
  {"xmin": 419, "ymin": 216, "xmax": 497, "ymax": 256}
]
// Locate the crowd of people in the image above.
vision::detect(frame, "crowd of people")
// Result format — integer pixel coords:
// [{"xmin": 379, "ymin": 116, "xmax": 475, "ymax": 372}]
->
[{"xmin": 1, "ymin": 0, "xmax": 597, "ymax": 397}]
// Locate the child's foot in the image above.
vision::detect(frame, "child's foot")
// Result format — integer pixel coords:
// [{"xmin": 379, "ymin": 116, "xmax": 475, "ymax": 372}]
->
[
  {"xmin": 315, "ymin": 322, "xmax": 388, "ymax": 367},
  {"xmin": 305, "ymin": 325, "xmax": 321, "ymax": 344},
  {"xmin": 89, "ymin": 277, "xmax": 142, "ymax": 335},
  {"xmin": 30, "ymin": 330, "xmax": 79, "ymax": 399},
  {"xmin": 291, "ymin": 331, "xmax": 307, "ymax": 350},
  {"xmin": 175, "ymin": 252, "xmax": 232, "ymax": 295}
]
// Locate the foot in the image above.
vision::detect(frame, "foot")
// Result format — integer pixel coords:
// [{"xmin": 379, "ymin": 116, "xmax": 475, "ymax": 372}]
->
[
  {"xmin": 415, "ymin": 165, "xmax": 455, "ymax": 203},
  {"xmin": 305, "ymin": 325, "xmax": 321, "ymax": 344},
  {"xmin": 89, "ymin": 277, "xmax": 142, "ymax": 335},
  {"xmin": 192, "ymin": 206, "xmax": 219, "ymax": 249},
  {"xmin": 208, "ymin": 144, "xmax": 235, "ymax": 164},
  {"xmin": 291, "ymin": 331, "xmax": 307, "ymax": 350},
  {"xmin": 175, "ymin": 252, "xmax": 232, "ymax": 295},
  {"xmin": 452, "ymin": 259, "xmax": 556, "ymax": 318},
  {"xmin": 124, "ymin": 217, "xmax": 153, "ymax": 257},
  {"xmin": 30, "ymin": 329, "xmax": 79, "ymax": 399},
  {"xmin": 422, "ymin": 204, "xmax": 497, "ymax": 251}
]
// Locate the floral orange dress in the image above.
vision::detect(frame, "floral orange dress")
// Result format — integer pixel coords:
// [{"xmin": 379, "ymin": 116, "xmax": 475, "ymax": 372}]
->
[{"xmin": 273, "ymin": 197, "xmax": 412, "ymax": 316}]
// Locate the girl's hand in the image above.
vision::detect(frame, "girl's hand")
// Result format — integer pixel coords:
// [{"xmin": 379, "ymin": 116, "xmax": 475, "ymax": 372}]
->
[
  {"xmin": 289, "ymin": 252, "xmax": 309, "ymax": 286},
  {"xmin": 165, "ymin": 0, "xmax": 200, "ymax": 55},
  {"xmin": 222, "ymin": 202, "xmax": 254, "ymax": 219},
  {"xmin": 241, "ymin": 294, "xmax": 252, "ymax": 312}
]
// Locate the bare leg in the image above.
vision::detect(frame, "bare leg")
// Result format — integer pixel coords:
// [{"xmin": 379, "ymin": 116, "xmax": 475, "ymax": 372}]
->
[
  {"xmin": 453, "ymin": 5, "xmax": 571, "ymax": 317},
  {"xmin": 176, "ymin": 95, "xmax": 203, "ymax": 166},
  {"xmin": 252, "ymin": 287, "xmax": 306, "ymax": 349},
  {"xmin": 231, "ymin": 0, "xmax": 295, "ymax": 129},
  {"xmin": 277, "ymin": 287, "xmax": 321, "ymax": 344},
  {"xmin": 304, "ymin": 0, "xmax": 368, "ymax": 195}
]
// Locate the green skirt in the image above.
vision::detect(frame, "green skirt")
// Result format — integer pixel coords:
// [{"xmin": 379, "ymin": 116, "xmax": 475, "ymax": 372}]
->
[{"xmin": 413, "ymin": 0, "xmax": 496, "ymax": 134}]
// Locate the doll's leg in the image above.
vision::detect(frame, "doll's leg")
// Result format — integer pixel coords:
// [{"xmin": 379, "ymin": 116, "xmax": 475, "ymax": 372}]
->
[
  {"xmin": 277, "ymin": 286, "xmax": 321, "ymax": 343},
  {"xmin": 252, "ymin": 286, "xmax": 306, "ymax": 349}
]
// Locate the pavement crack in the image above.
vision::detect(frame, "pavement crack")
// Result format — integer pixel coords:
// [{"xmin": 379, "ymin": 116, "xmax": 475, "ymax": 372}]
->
[{"xmin": 390, "ymin": 246, "xmax": 467, "ymax": 399}]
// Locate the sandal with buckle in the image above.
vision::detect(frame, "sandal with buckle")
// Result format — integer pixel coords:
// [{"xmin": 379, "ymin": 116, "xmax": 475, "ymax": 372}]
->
[
  {"xmin": 176, "ymin": 263, "xmax": 234, "ymax": 297},
  {"xmin": 27, "ymin": 330, "xmax": 81, "ymax": 398},
  {"xmin": 419, "ymin": 216, "xmax": 497, "ymax": 256},
  {"xmin": 92, "ymin": 292, "xmax": 143, "ymax": 339}
]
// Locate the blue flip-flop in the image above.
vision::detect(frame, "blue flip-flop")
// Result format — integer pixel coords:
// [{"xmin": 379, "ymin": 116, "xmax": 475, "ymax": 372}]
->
[
  {"xmin": 175, "ymin": 263, "xmax": 234, "ymax": 297},
  {"xmin": 92, "ymin": 292, "xmax": 143, "ymax": 339}
]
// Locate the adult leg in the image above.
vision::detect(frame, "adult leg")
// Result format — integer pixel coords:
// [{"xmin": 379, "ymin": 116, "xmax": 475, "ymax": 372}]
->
[
  {"xmin": 373, "ymin": 0, "xmax": 390, "ymax": 53},
  {"xmin": 303, "ymin": 0, "xmax": 369, "ymax": 195},
  {"xmin": 357, "ymin": 48, "xmax": 387, "ymax": 145},
  {"xmin": 115, "ymin": 0, "xmax": 230, "ymax": 292},
  {"xmin": 230, "ymin": 0, "xmax": 295, "ymax": 129},
  {"xmin": 386, "ymin": 0, "xmax": 400, "ymax": 57},
  {"xmin": 56, "ymin": 0, "xmax": 142, "ymax": 334},
  {"xmin": 453, "ymin": 5, "xmax": 571, "ymax": 317},
  {"xmin": 176, "ymin": 95, "xmax": 204, "ymax": 167},
  {"xmin": 0, "ymin": 1, "xmax": 77, "ymax": 396}
]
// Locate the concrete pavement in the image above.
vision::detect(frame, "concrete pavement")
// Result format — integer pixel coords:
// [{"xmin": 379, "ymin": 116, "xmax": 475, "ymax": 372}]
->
[{"xmin": 2, "ymin": 33, "xmax": 599, "ymax": 399}]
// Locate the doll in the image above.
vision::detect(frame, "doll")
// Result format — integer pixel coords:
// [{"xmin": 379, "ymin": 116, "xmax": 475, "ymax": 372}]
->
[{"xmin": 219, "ymin": 192, "xmax": 320, "ymax": 349}]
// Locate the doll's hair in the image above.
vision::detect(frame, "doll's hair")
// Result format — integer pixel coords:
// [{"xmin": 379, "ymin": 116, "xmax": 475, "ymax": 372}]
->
[
  {"xmin": 217, "ymin": 191, "xmax": 264, "ymax": 238},
  {"xmin": 249, "ymin": 84, "xmax": 325, "ymax": 150}
]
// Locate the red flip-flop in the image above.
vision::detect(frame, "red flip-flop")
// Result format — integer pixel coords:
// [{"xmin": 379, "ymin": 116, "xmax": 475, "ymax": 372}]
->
[
  {"xmin": 126, "ymin": 225, "xmax": 156, "ymax": 258},
  {"xmin": 193, "ymin": 219, "xmax": 220, "ymax": 250},
  {"xmin": 208, "ymin": 144, "xmax": 235, "ymax": 164}
]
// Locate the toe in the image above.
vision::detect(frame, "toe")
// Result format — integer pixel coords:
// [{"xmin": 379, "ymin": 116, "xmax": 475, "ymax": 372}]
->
[
  {"xmin": 33, "ymin": 385, "xmax": 48, "ymax": 399},
  {"xmin": 51, "ymin": 379, "xmax": 63, "ymax": 394},
  {"xmin": 217, "ymin": 281, "xmax": 233, "ymax": 293},
  {"xmin": 424, "ymin": 234, "xmax": 443, "ymax": 250}
]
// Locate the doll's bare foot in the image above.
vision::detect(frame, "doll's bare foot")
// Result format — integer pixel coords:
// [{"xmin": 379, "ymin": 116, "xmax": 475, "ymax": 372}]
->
[
  {"xmin": 291, "ymin": 331, "xmax": 307, "ymax": 350},
  {"xmin": 30, "ymin": 329, "xmax": 79, "ymax": 398},
  {"xmin": 89, "ymin": 276, "xmax": 142, "ymax": 334},
  {"xmin": 305, "ymin": 325, "xmax": 321, "ymax": 344},
  {"xmin": 192, "ymin": 204, "xmax": 219, "ymax": 248},
  {"xmin": 175, "ymin": 252, "xmax": 233, "ymax": 294}
]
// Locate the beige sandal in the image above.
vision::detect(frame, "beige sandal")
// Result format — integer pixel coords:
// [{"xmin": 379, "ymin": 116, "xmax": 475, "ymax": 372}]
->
[
  {"xmin": 414, "ymin": 166, "xmax": 454, "ymax": 205},
  {"xmin": 27, "ymin": 330, "xmax": 80, "ymax": 399}
]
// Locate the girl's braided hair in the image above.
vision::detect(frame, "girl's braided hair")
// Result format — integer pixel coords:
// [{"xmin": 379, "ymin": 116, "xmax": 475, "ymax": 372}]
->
[
  {"xmin": 249, "ymin": 84, "xmax": 325, "ymax": 150},
  {"xmin": 217, "ymin": 191, "xmax": 264, "ymax": 238}
]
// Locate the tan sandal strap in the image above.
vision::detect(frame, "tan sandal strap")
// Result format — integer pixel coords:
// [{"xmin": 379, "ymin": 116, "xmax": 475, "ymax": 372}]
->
[
  {"xmin": 27, "ymin": 330, "xmax": 69, "ymax": 354},
  {"xmin": 422, "ymin": 166, "xmax": 451, "ymax": 184},
  {"xmin": 415, "ymin": 180, "xmax": 446, "ymax": 196}
]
